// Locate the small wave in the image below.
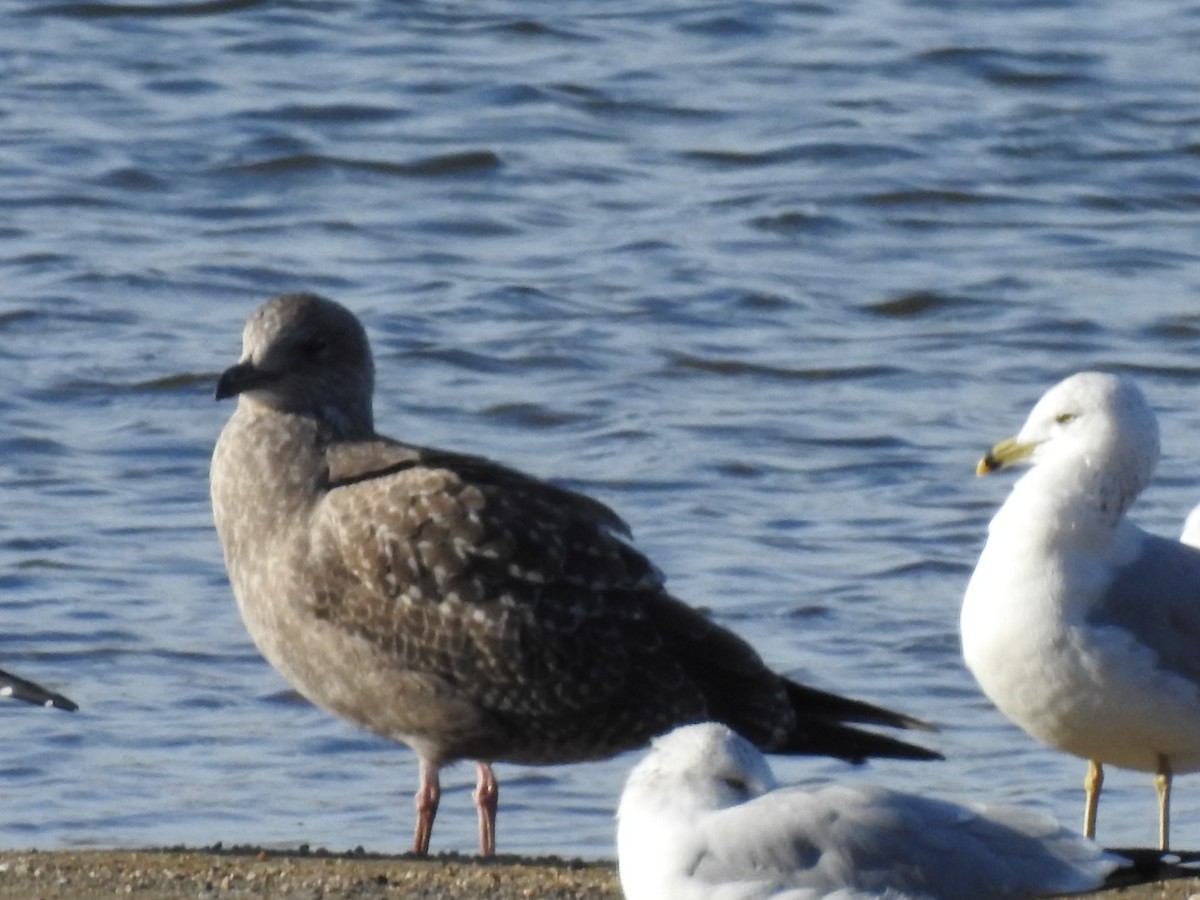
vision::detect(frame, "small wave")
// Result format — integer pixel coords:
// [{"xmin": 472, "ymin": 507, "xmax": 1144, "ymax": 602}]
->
[
  {"xmin": 478, "ymin": 403, "xmax": 590, "ymax": 429},
  {"xmin": 749, "ymin": 210, "xmax": 847, "ymax": 236},
  {"xmin": 224, "ymin": 151, "xmax": 502, "ymax": 179},
  {"xmin": 862, "ymin": 188, "xmax": 1018, "ymax": 207},
  {"xmin": 917, "ymin": 46, "xmax": 1098, "ymax": 89},
  {"xmin": 0, "ymin": 309, "xmax": 43, "ymax": 329},
  {"xmin": 684, "ymin": 142, "xmax": 918, "ymax": 168},
  {"xmin": 674, "ymin": 14, "xmax": 771, "ymax": 38},
  {"xmin": 796, "ymin": 435, "xmax": 909, "ymax": 450},
  {"xmin": 244, "ymin": 103, "xmax": 401, "ymax": 126},
  {"xmin": 546, "ymin": 82, "xmax": 719, "ymax": 121},
  {"xmin": 1141, "ymin": 318, "xmax": 1200, "ymax": 341},
  {"xmin": 488, "ymin": 19, "xmax": 591, "ymax": 42},
  {"xmin": 864, "ymin": 291, "xmax": 978, "ymax": 318},
  {"xmin": 91, "ymin": 168, "xmax": 169, "ymax": 192},
  {"xmin": 30, "ymin": 0, "xmax": 264, "ymax": 19},
  {"xmin": 668, "ymin": 353, "xmax": 903, "ymax": 382}
]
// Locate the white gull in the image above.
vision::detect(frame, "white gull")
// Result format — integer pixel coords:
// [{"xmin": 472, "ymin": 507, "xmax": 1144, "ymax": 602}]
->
[
  {"xmin": 963, "ymin": 371, "xmax": 1200, "ymax": 850},
  {"xmin": 617, "ymin": 722, "xmax": 1119, "ymax": 900}
]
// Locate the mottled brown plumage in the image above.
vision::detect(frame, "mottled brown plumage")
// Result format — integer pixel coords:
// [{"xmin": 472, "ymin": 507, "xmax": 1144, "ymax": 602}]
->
[{"xmin": 210, "ymin": 293, "xmax": 938, "ymax": 857}]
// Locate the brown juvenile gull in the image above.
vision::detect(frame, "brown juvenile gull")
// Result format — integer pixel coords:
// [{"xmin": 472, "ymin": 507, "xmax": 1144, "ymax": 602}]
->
[
  {"xmin": 210, "ymin": 292, "xmax": 939, "ymax": 857},
  {"xmin": 0, "ymin": 666, "xmax": 77, "ymax": 711}
]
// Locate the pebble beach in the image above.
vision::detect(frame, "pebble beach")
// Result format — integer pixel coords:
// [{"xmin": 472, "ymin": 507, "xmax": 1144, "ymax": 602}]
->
[
  {"xmin": 0, "ymin": 847, "xmax": 1196, "ymax": 900},
  {"xmin": 0, "ymin": 848, "xmax": 617, "ymax": 900}
]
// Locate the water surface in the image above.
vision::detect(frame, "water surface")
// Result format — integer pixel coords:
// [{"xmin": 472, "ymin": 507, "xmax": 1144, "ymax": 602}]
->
[{"xmin": 2, "ymin": 0, "xmax": 1200, "ymax": 857}]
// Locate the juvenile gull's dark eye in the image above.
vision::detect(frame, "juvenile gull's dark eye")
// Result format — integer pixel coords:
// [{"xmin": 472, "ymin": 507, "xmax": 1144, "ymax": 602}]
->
[
  {"xmin": 1055, "ymin": 412, "xmax": 1076, "ymax": 424},
  {"xmin": 297, "ymin": 337, "xmax": 328, "ymax": 361}
]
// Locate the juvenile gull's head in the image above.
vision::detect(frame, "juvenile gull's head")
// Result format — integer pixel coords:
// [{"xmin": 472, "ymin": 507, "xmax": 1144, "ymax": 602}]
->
[{"xmin": 215, "ymin": 292, "xmax": 375, "ymax": 436}]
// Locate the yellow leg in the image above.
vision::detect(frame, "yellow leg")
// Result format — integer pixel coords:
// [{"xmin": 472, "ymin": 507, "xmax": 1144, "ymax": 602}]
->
[
  {"xmin": 1155, "ymin": 754, "xmax": 1172, "ymax": 852},
  {"xmin": 1083, "ymin": 759, "xmax": 1103, "ymax": 839}
]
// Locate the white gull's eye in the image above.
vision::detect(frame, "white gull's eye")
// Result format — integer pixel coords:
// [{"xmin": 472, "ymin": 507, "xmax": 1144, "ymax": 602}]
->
[{"xmin": 722, "ymin": 776, "xmax": 750, "ymax": 796}]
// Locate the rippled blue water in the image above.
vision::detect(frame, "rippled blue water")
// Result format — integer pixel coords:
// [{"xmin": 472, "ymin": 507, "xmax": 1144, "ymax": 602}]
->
[{"xmin": 2, "ymin": 0, "xmax": 1200, "ymax": 860}]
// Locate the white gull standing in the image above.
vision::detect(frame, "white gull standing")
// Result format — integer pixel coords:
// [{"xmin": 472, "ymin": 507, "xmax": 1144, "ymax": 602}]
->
[
  {"xmin": 617, "ymin": 722, "xmax": 1120, "ymax": 900},
  {"xmin": 210, "ymin": 293, "xmax": 939, "ymax": 857},
  {"xmin": 963, "ymin": 371, "xmax": 1200, "ymax": 850}
]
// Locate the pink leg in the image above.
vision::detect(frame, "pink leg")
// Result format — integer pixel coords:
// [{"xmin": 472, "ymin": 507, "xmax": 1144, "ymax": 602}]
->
[
  {"xmin": 473, "ymin": 761, "xmax": 498, "ymax": 857},
  {"xmin": 412, "ymin": 758, "xmax": 441, "ymax": 856}
]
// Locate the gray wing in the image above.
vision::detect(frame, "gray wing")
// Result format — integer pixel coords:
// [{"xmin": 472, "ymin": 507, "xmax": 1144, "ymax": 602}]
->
[
  {"xmin": 694, "ymin": 785, "xmax": 1115, "ymax": 899},
  {"xmin": 690, "ymin": 788, "xmax": 830, "ymax": 893},
  {"xmin": 1088, "ymin": 529, "xmax": 1200, "ymax": 688}
]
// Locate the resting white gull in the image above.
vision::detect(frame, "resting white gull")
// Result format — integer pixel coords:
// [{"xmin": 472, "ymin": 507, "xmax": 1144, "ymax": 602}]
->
[
  {"xmin": 0, "ymin": 666, "xmax": 76, "ymax": 711},
  {"xmin": 963, "ymin": 371, "xmax": 1200, "ymax": 850},
  {"xmin": 210, "ymin": 293, "xmax": 939, "ymax": 857},
  {"xmin": 617, "ymin": 722, "xmax": 1120, "ymax": 900}
]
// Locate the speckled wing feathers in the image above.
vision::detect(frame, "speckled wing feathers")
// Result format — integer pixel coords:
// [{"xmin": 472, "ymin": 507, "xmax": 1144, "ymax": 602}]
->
[
  {"xmin": 311, "ymin": 440, "xmax": 726, "ymax": 762},
  {"xmin": 307, "ymin": 437, "xmax": 939, "ymax": 763}
]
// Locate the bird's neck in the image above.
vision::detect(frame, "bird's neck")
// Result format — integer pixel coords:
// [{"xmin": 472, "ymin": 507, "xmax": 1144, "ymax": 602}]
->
[
  {"xmin": 213, "ymin": 406, "xmax": 330, "ymax": 527},
  {"xmin": 315, "ymin": 398, "xmax": 374, "ymax": 441},
  {"xmin": 997, "ymin": 457, "xmax": 1136, "ymax": 542},
  {"xmin": 617, "ymin": 787, "xmax": 706, "ymax": 900}
]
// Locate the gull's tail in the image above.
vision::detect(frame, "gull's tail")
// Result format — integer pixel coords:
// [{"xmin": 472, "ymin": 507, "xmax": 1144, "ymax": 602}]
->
[{"xmin": 775, "ymin": 679, "xmax": 941, "ymax": 763}]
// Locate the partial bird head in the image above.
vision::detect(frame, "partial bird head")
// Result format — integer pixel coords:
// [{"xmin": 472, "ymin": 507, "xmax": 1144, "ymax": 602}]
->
[
  {"xmin": 619, "ymin": 723, "xmax": 778, "ymax": 821},
  {"xmin": 215, "ymin": 293, "xmax": 376, "ymax": 435},
  {"xmin": 976, "ymin": 372, "xmax": 1159, "ymax": 503}
]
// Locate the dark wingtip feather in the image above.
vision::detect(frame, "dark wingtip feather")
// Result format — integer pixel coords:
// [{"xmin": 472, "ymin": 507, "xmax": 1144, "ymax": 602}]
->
[
  {"xmin": 784, "ymin": 679, "xmax": 939, "ymax": 733},
  {"xmin": 772, "ymin": 678, "xmax": 941, "ymax": 762},
  {"xmin": 0, "ymin": 668, "xmax": 78, "ymax": 712},
  {"xmin": 770, "ymin": 711, "xmax": 941, "ymax": 763}
]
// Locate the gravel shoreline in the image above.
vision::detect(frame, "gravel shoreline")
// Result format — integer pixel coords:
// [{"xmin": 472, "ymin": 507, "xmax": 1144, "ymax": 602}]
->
[
  {"xmin": 0, "ymin": 847, "xmax": 618, "ymax": 900},
  {"xmin": 0, "ymin": 847, "xmax": 1196, "ymax": 899}
]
